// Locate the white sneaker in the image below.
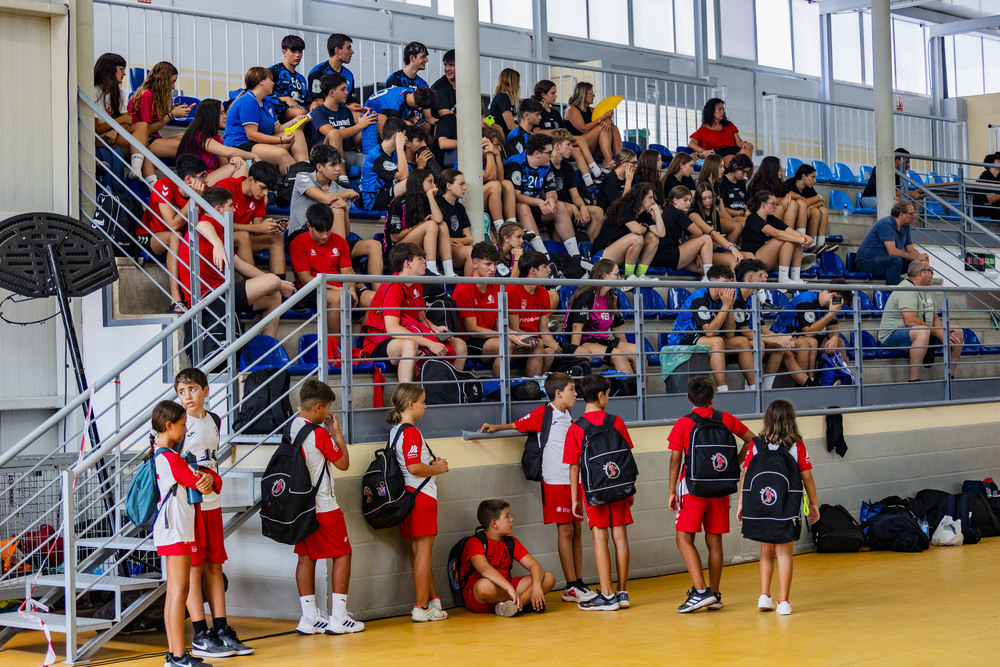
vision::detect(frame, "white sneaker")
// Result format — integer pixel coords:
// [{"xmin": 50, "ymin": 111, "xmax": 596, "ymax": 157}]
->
[
  {"xmin": 757, "ymin": 595, "xmax": 775, "ymax": 611},
  {"xmin": 296, "ymin": 614, "xmax": 335, "ymax": 635},
  {"xmin": 411, "ymin": 605, "xmax": 448, "ymax": 622},
  {"xmin": 776, "ymin": 600, "xmax": 792, "ymax": 615},
  {"xmin": 621, "ymin": 274, "xmax": 640, "ymax": 291},
  {"xmin": 328, "ymin": 613, "xmax": 365, "ymax": 633},
  {"xmin": 494, "ymin": 600, "xmax": 520, "ymax": 617},
  {"xmin": 429, "ymin": 598, "xmax": 449, "ymax": 618},
  {"xmin": 561, "ymin": 583, "xmax": 598, "ymax": 602},
  {"xmin": 637, "ymin": 274, "xmax": 658, "ymax": 281}
]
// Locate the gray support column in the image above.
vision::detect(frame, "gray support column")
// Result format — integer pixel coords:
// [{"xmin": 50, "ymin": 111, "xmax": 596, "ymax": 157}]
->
[
  {"xmin": 455, "ymin": 0, "xmax": 485, "ymax": 241},
  {"xmin": 694, "ymin": 0, "xmax": 709, "ymax": 79},
  {"xmin": 929, "ymin": 35, "xmax": 945, "ymax": 117},
  {"xmin": 819, "ymin": 12, "xmax": 836, "ymax": 166},
  {"xmin": 533, "ymin": 0, "xmax": 549, "ymax": 62},
  {"xmin": 872, "ymin": 0, "xmax": 895, "ymax": 219}
]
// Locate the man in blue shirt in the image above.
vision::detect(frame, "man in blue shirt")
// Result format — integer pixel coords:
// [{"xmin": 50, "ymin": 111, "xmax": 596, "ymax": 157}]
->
[
  {"xmin": 506, "ymin": 99, "xmax": 544, "ymax": 155},
  {"xmin": 267, "ymin": 35, "xmax": 309, "ymax": 121},
  {"xmin": 308, "ymin": 33, "xmax": 359, "ymax": 111},
  {"xmin": 311, "ymin": 72, "xmax": 375, "ymax": 168},
  {"xmin": 855, "ymin": 200, "xmax": 928, "ymax": 285},
  {"xmin": 360, "ymin": 86, "xmax": 437, "ymax": 153}
]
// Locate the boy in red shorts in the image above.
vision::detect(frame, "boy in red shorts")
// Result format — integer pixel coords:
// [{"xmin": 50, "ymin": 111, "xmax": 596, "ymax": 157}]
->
[
  {"xmin": 478, "ymin": 373, "xmax": 596, "ymax": 603},
  {"xmin": 565, "ymin": 374, "xmax": 635, "ymax": 611},
  {"xmin": 667, "ymin": 375, "xmax": 755, "ymax": 613},
  {"xmin": 291, "ymin": 380, "xmax": 365, "ymax": 635},
  {"xmin": 459, "ymin": 499, "xmax": 555, "ymax": 616},
  {"xmin": 174, "ymin": 367, "xmax": 253, "ymax": 659}
]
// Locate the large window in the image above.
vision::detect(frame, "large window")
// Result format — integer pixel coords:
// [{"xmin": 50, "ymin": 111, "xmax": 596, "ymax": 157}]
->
[
  {"xmin": 720, "ymin": 0, "xmax": 756, "ymax": 61},
  {"xmin": 892, "ymin": 17, "xmax": 926, "ymax": 95},
  {"xmin": 831, "ymin": 12, "xmax": 863, "ymax": 84},
  {"xmin": 951, "ymin": 34, "xmax": 985, "ymax": 97},
  {"xmin": 633, "ymin": 0, "xmax": 673, "ymax": 53},
  {"xmin": 755, "ymin": 0, "xmax": 793, "ymax": 70},
  {"xmin": 791, "ymin": 0, "xmax": 820, "ymax": 76},
  {"xmin": 589, "ymin": 0, "xmax": 629, "ymax": 45}
]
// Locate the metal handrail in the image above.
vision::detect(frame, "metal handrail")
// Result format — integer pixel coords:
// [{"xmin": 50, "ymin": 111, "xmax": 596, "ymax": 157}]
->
[{"xmin": 761, "ymin": 90, "xmax": 958, "ymax": 123}]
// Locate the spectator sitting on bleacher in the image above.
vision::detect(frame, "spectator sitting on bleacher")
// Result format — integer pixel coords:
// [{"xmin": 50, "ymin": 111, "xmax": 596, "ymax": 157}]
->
[
  {"xmin": 973, "ymin": 153, "xmax": 1000, "ymax": 220},
  {"xmin": 267, "ymin": 35, "xmax": 310, "ymax": 122},
  {"xmin": 655, "ymin": 186, "xmax": 716, "ymax": 278},
  {"xmin": 687, "ymin": 98, "xmax": 754, "ymax": 166},
  {"xmin": 507, "ymin": 99, "xmax": 543, "ymax": 155},
  {"xmin": 307, "ymin": 33, "xmax": 358, "ymax": 112},
  {"xmin": 495, "ymin": 221, "xmax": 525, "ymax": 279},
  {"xmin": 288, "ymin": 144, "xmax": 383, "ymax": 279},
  {"xmin": 430, "ymin": 49, "xmax": 456, "ymax": 118},
  {"xmin": 180, "ymin": 186, "xmax": 293, "ymax": 339},
  {"xmin": 592, "ymin": 184, "xmax": 662, "ymax": 284},
  {"xmin": 311, "ymin": 73, "xmax": 375, "ymax": 171},
  {"xmin": 549, "ymin": 129, "xmax": 604, "ymax": 243},
  {"xmin": 718, "ymin": 154, "xmax": 753, "ymax": 228},
  {"xmin": 854, "ymin": 200, "xmax": 927, "ymax": 286},
  {"xmin": 483, "ymin": 126, "xmax": 518, "ymax": 234},
  {"xmin": 385, "ymin": 169, "xmax": 454, "ymax": 277},
  {"xmin": 453, "ymin": 242, "xmax": 521, "ymax": 377},
  {"xmin": 506, "ymin": 251, "xmax": 561, "ymax": 377},
  {"xmin": 785, "ymin": 164, "xmax": 836, "ymax": 255},
  {"xmin": 402, "ymin": 126, "xmax": 443, "ymax": 179},
  {"xmin": 635, "ymin": 150, "xmax": 664, "ymax": 205},
  {"xmin": 696, "ymin": 155, "xmax": 742, "ymax": 243},
  {"xmin": 661, "ymin": 153, "xmax": 697, "ymax": 196},
  {"xmin": 93, "ymin": 53, "xmax": 144, "ymax": 176},
  {"xmin": 488, "ymin": 68, "xmax": 520, "ymax": 138},
  {"xmin": 223, "ymin": 67, "xmax": 309, "ymax": 174},
  {"xmin": 666, "ymin": 265, "xmax": 754, "ymax": 391},
  {"xmin": 435, "ymin": 169, "xmax": 474, "ymax": 275},
  {"xmin": 878, "ymin": 260, "xmax": 962, "ymax": 381},
  {"xmin": 732, "ymin": 259, "xmax": 814, "ymax": 390},
  {"xmin": 859, "ymin": 148, "xmax": 926, "ymax": 209},
  {"xmin": 140, "ymin": 154, "xmax": 207, "ymax": 314},
  {"xmin": 361, "ymin": 86, "xmax": 437, "ymax": 153},
  {"xmin": 747, "ymin": 156, "xmax": 807, "ymax": 238},
  {"xmin": 741, "ymin": 190, "xmax": 814, "ymax": 284},
  {"xmin": 359, "ymin": 242, "xmax": 467, "ymax": 383},
  {"xmin": 127, "ymin": 61, "xmax": 194, "ymax": 185},
  {"xmin": 564, "ymin": 81, "xmax": 623, "ymax": 164},
  {"xmin": 565, "ymin": 259, "xmax": 641, "ymax": 374},
  {"xmin": 596, "ymin": 149, "xmax": 637, "ymax": 211},
  {"xmin": 505, "ymin": 134, "xmax": 587, "ymax": 264},
  {"xmin": 215, "ymin": 161, "xmax": 286, "ymax": 275},
  {"xmin": 770, "ymin": 284, "xmax": 850, "ymax": 380},
  {"xmin": 177, "ymin": 99, "xmax": 254, "ymax": 184},
  {"xmin": 290, "ymin": 203, "xmax": 375, "ymax": 336},
  {"xmin": 386, "ymin": 41, "xmax": 430, "ymax": 90},
  {"xmin": 360, "ymin": 118, "xmax": 409, "ymax": 212},
  {"xmin": 687, "ymin": 182, "xmax": 747, "ymax": 270},
  {"xmin": 532, "ymin": 80, "xmax": 602, "ymax": 187}
]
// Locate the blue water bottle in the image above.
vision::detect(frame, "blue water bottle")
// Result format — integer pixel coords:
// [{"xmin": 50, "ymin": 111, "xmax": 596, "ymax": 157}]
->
[{"xmin": 183, "ymin": 453, "xmax": 203, "ymax": 505}]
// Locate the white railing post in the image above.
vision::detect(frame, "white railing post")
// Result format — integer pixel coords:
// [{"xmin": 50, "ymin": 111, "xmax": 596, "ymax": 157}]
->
[{"xmin": 62, "ymin": 470, "xmax": 78, "ymax": 664}]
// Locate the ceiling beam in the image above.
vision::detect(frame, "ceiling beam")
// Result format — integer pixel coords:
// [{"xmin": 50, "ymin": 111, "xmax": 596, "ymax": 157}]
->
[{"xmin": 928, "ymin": 14, "xmax": 1000, "ymax": 37}]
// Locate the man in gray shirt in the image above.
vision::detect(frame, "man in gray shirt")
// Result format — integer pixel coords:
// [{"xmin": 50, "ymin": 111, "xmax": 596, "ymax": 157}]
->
[
  {"xmin": 878, "ymin": 260, "xmax": 962, "ymax": 381},
  {"xmin": 855, "ymin": 200, "xmax": 928, "ymax": 285}
]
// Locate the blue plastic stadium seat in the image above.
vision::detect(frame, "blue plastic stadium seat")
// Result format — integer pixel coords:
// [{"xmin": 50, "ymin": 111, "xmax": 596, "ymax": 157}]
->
[
  {"xmin": 786, "ymin": 158, "xmax": 804, "ymax": 176},
  {"xmin": 759, "ymin": 290, "xmax": 790, "ymax": 320},
  {"xmin": 622, "ymin": 141, "xmax": 643, "ymax": 154},
  {"xmin": 372, "ymin": 232, "xmax": 384, "ymax": 245},
  {"xmin": 859, "ymin": 165, "xmax": 873, "ymax": 182},
  {"xmin": 615, "ymin": 289, "xmax": 633, "ymax": 319},
  {"xmin": 128, "ymin": 67, "xmax": 148, "ymax": 94},
  {"xmin": 666, "ymin": 268, "xmax": 699, "ymax": 278},
  {"xmin": 854, "ymin": 192, "xmax": 877, "ymax": 215},
  {"xmin": 240, "ymin": 334, "xmax": 312, "ymax": 374},
  {"xmin": 557, "ymin": 284, "xmax": 578, "ymax": 312},
  {"xmin": 637, "ymin": 287, "xmax": 669, "ymax": 319},
  {"xmin": 830, "ymin": 189, "xmax": 855, "ymax": 214},
  {"xmin": 579, "ymin": 241, "xmax": 592, "ymax": 261},
  {"xmin": 819, "ymin": 252, "xmax": 872, "ymax": 280},
  {"xmin": 266, "ymin": 204, "xmax": 291, "ymax": 217},
  {"xmin": 832, "ymin": 162, "xmax": 859, "ymax": 186},
  {"xmin": 674, "ymin": 146, "xmax": 694, "ymax": 155},
  {"xmin": 926, "ymin": 172, "xmax": 945, "ymax": 185},
  {"xmin": 850, "ymin": 330, "xmax": 887, "ymax": 360},
  {"xmin": 906, "ymin": 170, "xmax": 926, "ymax": 186},
  {"xmin": 963, "ymin": 329, "xmax": 1000, "ymax": 355},
  {"xmin": 855, "ymin": 290, "xmax": 877, "ymax": 318},
  {"xmin": 643, "ymin": 265, "xmax": 667, "ymax": 276},
  {"xmin": 826, "ymin": 234, "xmax": 844, "ymax": 244},
  {"xmin": 347, "ymin": 232, "xmax": 362, "ymax": 243},
  {"xmin": 649, "ymin": 144, "xmax": 672, "ymax": 160},
  {"xmin": 811, "ymin": 160, "xmax": 833, "ymax": 183},
  {"xmin": 666, "ymin": 287, "xmax": 692, "ymax": 314},
  {"xmin": 348, "ymin": 204, "xmax": 385, "ymax": 220},
  {"xmin": 167, "ymin": 96, "xmax": 200, "ymax": 128},
  {"xmin": 871, "ymin": 290, "xmax": 891, "ymax": 311}
]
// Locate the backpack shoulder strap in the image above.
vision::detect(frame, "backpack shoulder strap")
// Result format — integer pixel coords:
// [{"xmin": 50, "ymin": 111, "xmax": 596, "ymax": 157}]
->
[
  {"xmin": 292, "ymin": 422, "xmax": 328, "ymax": 490},
  {"xmin": 208, "ymin": 411, "xmax": 222, "ymax": 433},
  {"xmin": 502, "ymin": 535, "xmax": 516, "ymax": 563},
  {"xmin": 539, "ymin": 404, "xmax": 554, "ymax": 447}
]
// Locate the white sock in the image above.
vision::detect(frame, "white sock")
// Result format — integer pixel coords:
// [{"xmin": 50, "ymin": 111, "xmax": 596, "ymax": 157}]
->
[
  {"xmin": 562, "ymin": 236, "xmax": 580, "ymax": 256},
  {"xmin": 330, "ymin": 593, "xmax": 347, "ymax": 621},
  {"xmin": 702, "ymin": 263, "xmax": 712, "ymax": 277},
  {"xmin": 300, "ymin": 595, "xmax": 317, "ymax": 621},
  {"xmin": 529, "ymin": 236, "xmax": 548, "ymax": 254},
  {"xmin": 505, "ymin": 217, "xmax": 517, "ymax": 224},
  {"xmin": 817, "ymin": 235, "xmax": 826, "ymax": 245},
  {"xmin": 426, "ymin": 260, "xmax": 439, "ymax": 274},
  {"xmin": 746, "ymin": 383, "xmax": 756, "ymax": 391},
  {"xmin": 493, "ymin": 219, "xmax": 504, "ymax": 231},
  {"xmin": 790, "ymin": 266, "xmax": 801, "ymax": 281},
  {"xmin": 796, "ymin": 228, "xmax": 806, "ymax": 234},
  {"xmin": 144, "ymin": 174, "xmax": 157, "ymax": 186},
  {"xmin": 763, "ymin": 374, "xmax": 776, "ymax": 390},
  {"xmin": 130, "ymin": 152, "xmax": 144, "ymax": 174},
  {"xmin": 777, "ymin": 265, "xmax": 790, "ymax": 283},
  {"xmin": 442, "ymin": 259, "xmax": 455, "ymax": 277},
  {"xmin": 581, "ymin": 172, "xmax": 594, "ymax": 186},
  {"xmin": 717, "ymin": 384, "xmax": 729, "ymax": 392},
  {"xmin": 589, "ymin": 162, "xmax": 601, "ymax": 177}
]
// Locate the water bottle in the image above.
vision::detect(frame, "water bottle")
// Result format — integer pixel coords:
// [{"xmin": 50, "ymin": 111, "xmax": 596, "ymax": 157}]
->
[
  {"xmin": 918, "ymin": 518, "xmax": 929, "ymax": 537},
  {"xmin": 183, "ymin": 452, "xmax": 203, "ymax": 505},
  {"xmin": 842, "ymin": 204, "xmax": 849, "ymax": 217}
]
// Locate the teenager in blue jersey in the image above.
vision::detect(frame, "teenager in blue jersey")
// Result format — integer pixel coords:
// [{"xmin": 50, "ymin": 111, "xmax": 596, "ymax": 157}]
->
[
  {"xmin": 386, "ymin": 41, "xmax": 430, "ymax": 90},
  {"xmin": 360, "ymin": 86, "xmax": 437, "ymax": 153},
  {"xmin": 308, "ymin": 33, "xmax": 359, "ymax": 111},
  {"xmin": 360, "ymin": 118, "xmax": 409, "ymax": 212},
  {"xmin": 267, "ymin": 35, "xmax": 309, "ymax": 121},
  {"xmin": 771, "ymin": 285, "xmax": 850, "ymax": 379},
  {"xmin": 507, "ymin": 99, "xmax": 544, "ymax": 155}
]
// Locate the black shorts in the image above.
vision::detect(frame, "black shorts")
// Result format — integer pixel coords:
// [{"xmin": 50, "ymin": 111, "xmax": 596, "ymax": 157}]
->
[
  {"xmin": 651, "ymin": 244, "xmax": 681, "ymax": 271},
  {"xmin": 466, "ymin": 336, "xmax": 493, "ymax": 359},
  {"xmin": 236, "ymin": 141, "xmax": 256, "ymax": 153},
  {"xmin": 372, "ymin": 188, "xmax": 393, "ymax": 212},
  {"xmin": 365, "ymin": 338, "xmax": 392, "ymax": 364},
  {"xmin": 713, "ymin": 145, "xmax": 740, "ymax": 158},
  {"xmin": 234, "ymin": 280, "xmax": 252, "ymax": 314},
  {"xmin": 134, "ymin": 232, "xmax": 163, "ymax": 255}
]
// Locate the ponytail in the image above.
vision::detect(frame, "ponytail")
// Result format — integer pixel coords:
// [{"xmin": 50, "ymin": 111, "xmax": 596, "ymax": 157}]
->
[{"xmin": 387, "ymin": 383, "xmax": 425, "ymax": 425}]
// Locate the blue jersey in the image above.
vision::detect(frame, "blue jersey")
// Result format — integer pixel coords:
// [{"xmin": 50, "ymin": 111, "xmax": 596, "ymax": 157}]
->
[
  {"xmin": 667, "ymin": 287, "xmax": 721, "ymax": 346},
  {"xmin": 360, "ymin": 146, "xmax": 399, "ymax": 210},
  {"xmin": 366, "ymin": 86, "xmax": 414, "ymax": 120},
  {"xmin": 385, "ymin": 69, "xmax": 428, "ymax": 90},
  {"xmin": 772, "ymin": 291, "xmax": 830, "ymax": 334},
  {"xmin": 506, "ymin": 126, "xmax": 532, "ymax": 155},
  {"xmin": 732, "ymin": 291, "xmax": 755, "ymax": 330},
  {"xmin": 267, "ymin": 62, "xmax": 308, "ymax": 109},
  {"xmin": 307, "ymin": 61, "xmax": 355, "ymax": 102},
  {"xmin": 503, "ymin": 153, "xmax": 556, "ymax": 200},
  {"xmin": 224, "ymin": 92, "xmax": 277, "ymax": 147}
]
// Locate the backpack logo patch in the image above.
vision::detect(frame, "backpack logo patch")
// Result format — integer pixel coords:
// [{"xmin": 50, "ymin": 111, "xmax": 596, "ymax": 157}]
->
[
  {"xmin": 363, "ymin": 486, "xmax": 372, "ymax": 503},
  {"xmin": 711, "ymin": 453, "xmax": 728, "ymax": 471},
  {"xmin": 603, "ymin": 462, "xmax": 620, "ymax": 479},
  {"xmin": 760, "ymin": 486, "xmax": 777, "ymax": 506},
  {"xmin": 271, "ymin": 479, "xmax": 286, "ymax": 496}
]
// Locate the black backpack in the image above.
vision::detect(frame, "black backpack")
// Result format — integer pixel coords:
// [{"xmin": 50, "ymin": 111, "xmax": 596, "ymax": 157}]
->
[
  {"xmin": 425, "ymin": 295, "xmax": 463, "ymax": 334},
  {"xmin": 740, "ymin": 439, "xmax": 803, "ymax": 543},
  {"xmin": 937, "ymin": 494, "xmax": 981, "ymax": 544},
  {"xmin": 446, "ymin": 528, "xmax": 515, "ymax": 607},
  {"xmin": 811, "ymin": 504, "xmax": 865, "ymax": 552},
  {"xmin": 549, "ymin": 253, "xmax": 587, "ymax": 279},
  {"xmin": 92, "ymin": 191, "xmax": 143, "ymax": 257},
  {"xmin": 863, "ymin": 512, "xmax": 929, "ymax": 552},
  {"xmin": 965, "ymin": 492, "xmax": 1000, "ymax": 538},
  {"xmin": 485, "ymin": 378, "xmax": 543, "ymax": 403},
  {"xmin": 683, "ymin": 409, "xmax": 740, "ymax": 498},
  {"xmin": 603, "ymin": 371, "xmax": 637, "ymax": 397},
  {"xmin": 274, "ymin": 161, "xmax": 314, "ymax": 208},
  {"xmin": 913, "ymin": 488, "xmax": 951, "ymax": 527},
  {"xmin": 361, "ymin": 424, "xmax": 433, "ymax": 529},
  {"xmin": 232, "ymin": 369, "xmax": 293, "ymax": 435},
  {"xmin": 421, "ymin": 359, "xmax": 484, "ymax": 405},
  {"xmin": 578, "ymin": 413, "xmax": 638, "ymax": 506},
  {"xmin": 521, "ymin": 405, "xmax": 554, "ymax": 482},
  {"xmin": 259, "ymin": 423, "xmax": 325, "ymax": 545},
  {"xmin": 550, "ymin": 354, "xmax": 593, "ymax": 379}
]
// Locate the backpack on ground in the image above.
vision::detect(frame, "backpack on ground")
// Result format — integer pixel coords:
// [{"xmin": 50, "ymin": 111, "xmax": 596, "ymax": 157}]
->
[
  {"xmin": 817, "ymin": 351, "xmax": 855, "ymax": 386},
  {"xmin": 740, "ymin": 439, "xmax": 803, "ymax": 543},
  {"xmin": 421, "ymin": 358, "xmax": 483, "ymax": 405},
  {"xmin": 274, "ymin": 161, "xmax": 314, "ymax": 208},
  {"xmin": 578, "ymin": 414, "xmax": 638, "ymax": 506},
  {"xmin": 361, "ymin": 425, "xmax": 434, "ymax": 529},
  {"xmin": 92, "ymin": 190, "xmax": 143, "ymax": 258},
  {"xmin": 811, "ymin": 504, "xmax": 865, "ymax": 552},
  {"xmin": 683, "ymin": 409, "xmax": 740, "ymax": 498},
  {"xmin": 602, "ymin": 369, "xmax": 637, "ymax": 397},
  {"xmin": 446, "ymin": 528, "xmax": 515, "ymax": 607},
  {"xmin": 521, "ymin": 405, "xmax": 554, "ymax": 482},
  {"xmin": 962, "ymin": 478, "xmax": 1000, "ymax": 498},
  {"xmin": 863, "ymin": 512, "xmax": 929, "ymax": 552},
  {"xmin": 259, "ymin": 423, "xmax": 325, "ymax": 545},
  {"xmin": 912, "ymin": 489, "xmax": 951, "ymax": 527},
  {"xmin": 549, "ymin": 253, "xmax": 587, "ymax": 279},
  {"xmin": 966, "ymin": 492, "xmax": 1000, "ymax": 538},
  {"xmin": 860, "ymin": 495, "xmax": 915, "ymax": 524},
  {"xmin": 125, "ymin": 446, "xmax": 177, "ymax": 530},
  {"xmin": 232, "ymin": 369, "xmax": 292, "ymax": 435}
]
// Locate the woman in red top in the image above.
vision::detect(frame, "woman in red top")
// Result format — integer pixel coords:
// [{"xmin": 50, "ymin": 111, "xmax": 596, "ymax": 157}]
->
[
  {"xmin": 128, "ymin": 61, "xmax": 194, "ymax": 182},
  {"xmin": 688, "ymin": 98, "xmax": 753, "ymax": 166}
]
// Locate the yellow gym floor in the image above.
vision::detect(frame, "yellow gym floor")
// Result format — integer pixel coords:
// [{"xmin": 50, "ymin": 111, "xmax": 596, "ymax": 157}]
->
[{"xmin": 5, "ymin": 539, "xmax": 997, "ymax": 666}]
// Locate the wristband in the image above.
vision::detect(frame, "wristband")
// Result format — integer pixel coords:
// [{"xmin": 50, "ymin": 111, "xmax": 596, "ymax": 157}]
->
[{"xmin": 728, "ymin": 244, "xmax": 736, "ymax": 251}]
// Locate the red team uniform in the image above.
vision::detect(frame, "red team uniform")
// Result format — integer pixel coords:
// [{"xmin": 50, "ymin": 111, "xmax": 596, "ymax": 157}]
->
[
  {"xmin": 289, "ymin": 232, "xmax": 352, "ymax": 287},
  {"xmin": 142, "ymin": 177, "xmax": 191, "ymax": 235},
  {"xmin": 180, "ymin": 412, "xmax": 227, "ymax": 566},
  {"xmin": 291, "ymin": 416, "xmax": 352, "ymax": 559},
  {"xmin": 153, "ymin": 449, "xmax": 221, "ymax": 557},
  {"xmin": 452, "ymin": 283, "xmax": 501, "ymax": 335},
  {"xmin": 393, "ymin": 424, "xmax": 438, "ymax": 539},
  {"xmin": 459, "ymin": 536, "xmax": 530, "ymax": 613},
  {"xmin": 514, "ymin": 404, "xmax": 578, "ymax": 524},
  {"xmin": 359, "ymin": 278, "xmax": 426, "ymax": 356},
  {"xmin": 505, "ymin": 283, "xmax": 550, "ymax": 333},
  {"xmin": 563, "ymin": 411, "xmax": 635, "ymax": 529},
  {"xmin": 215, "ymin": 177, "xmax": 264, "ymax": 225},
  {"xmin": 177, "ymin": 214, "xmax": 226, "ymax": 305}
]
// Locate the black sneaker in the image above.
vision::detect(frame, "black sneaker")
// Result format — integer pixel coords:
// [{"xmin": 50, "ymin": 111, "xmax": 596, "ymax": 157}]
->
[
  {"xmin": 677, "ymin": 587, "xmax": 717, "ymax": 613},
  {"xmin": 165, "ymin": 652, "xmax": 212, "ymax": 667},
  {"xmin": 215, "ymin": 626, "xmax": 254, "ymax": 656},
  {"xmin": 578, "ymin": 593, "xmax": 620, "ymax": 611},
  {"xmin": 708, "ymin": 589, "xmax": 723, "ymax": 610},
  {"xmin": 190, "ymin": 630, "xmax": 236, "ymax": 659}
]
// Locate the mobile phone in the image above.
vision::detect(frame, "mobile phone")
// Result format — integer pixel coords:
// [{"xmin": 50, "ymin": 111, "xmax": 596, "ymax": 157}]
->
[{"xmin": 831, "ymin": 294, "xmax": 843, "ymax": 305}]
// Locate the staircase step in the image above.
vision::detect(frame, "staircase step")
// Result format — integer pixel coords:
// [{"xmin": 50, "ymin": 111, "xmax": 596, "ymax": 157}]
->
[
  {"xmin": 31, "ymin": 573, "xmax": 161, "ymax": 593},
  {"xmin": 0, "ymin": 611, "xmax": 112, "ymax": 632},
  {"xmin": 76, "ymin": 536, "xmax": 157, "ymax": 552}
]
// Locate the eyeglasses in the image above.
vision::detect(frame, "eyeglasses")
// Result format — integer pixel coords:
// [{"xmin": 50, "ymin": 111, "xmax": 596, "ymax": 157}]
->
[
  {"xmin": 608, "ymin": 272, "xmax": 620, "ymax": 278},
  {"xmin": 540, "ymin": 150, "xmax": 553, "ymax": 156},
  {"xmin": 919, "ymin": 268, "xmax": 935, "ymax": 274},
  {"xmin": 764, "ymin": 200, "xmax": 776, "ymax": 207}
]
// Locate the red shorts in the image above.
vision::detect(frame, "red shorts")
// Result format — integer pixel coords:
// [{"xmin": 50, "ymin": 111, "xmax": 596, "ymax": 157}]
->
[
  {"xmin": 157, "ymin": 541, "xmax": 197, "ymax": 557},
  {"xmin": 541, "ymin": 483, "xmax": 579, "ymax": 525},
  {"xmin": 294, "ymin": 509, "xmax": 352, "ymax": 559},
  {"xmin": 398, "ymin": 490, "xmax": 438, "ymax": 540},
  {"xmin": 675, "ymin": 494, "xmax": 730, "ymax": 534},
  {"xmin": 192, "ymin": 507, "xmax": 228, "ymax": 566},
  {"xmin": 584, "ymin": 494, "xmax": 634, "ymax": 530},
  {"xmin": 462, "ymin": 575, "xmax": 527, "ymax": 613}
]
